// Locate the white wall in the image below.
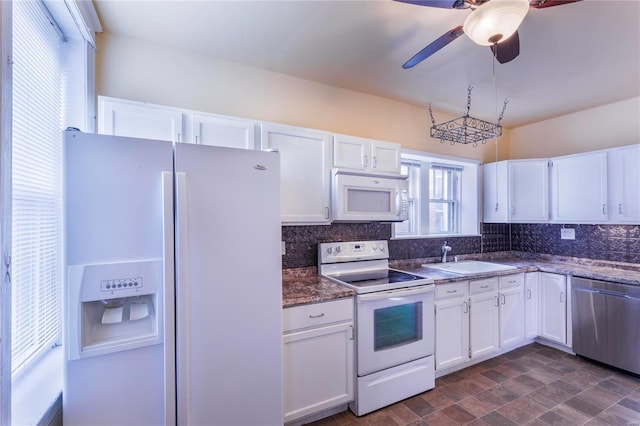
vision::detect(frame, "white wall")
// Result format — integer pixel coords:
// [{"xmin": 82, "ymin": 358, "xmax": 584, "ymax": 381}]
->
[
  {"xmin": 510, "ymin": 97, "xmax": 640, "ymax": 159},
  {"xmin": 95, "ymin": 33, "xmax": 508, "ymax": 164}
]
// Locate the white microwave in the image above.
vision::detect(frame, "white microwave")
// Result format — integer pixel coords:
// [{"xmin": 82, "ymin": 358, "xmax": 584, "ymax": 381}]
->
[{"xmin": 332, "ymin": 170, "xmax": 409, "ymax": 222}]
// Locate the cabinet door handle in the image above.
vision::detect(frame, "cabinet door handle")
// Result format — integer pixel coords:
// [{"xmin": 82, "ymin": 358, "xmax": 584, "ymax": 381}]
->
[
  {"xmin": 527, "ymin": 289, "xmax": 532, "ymax": 299},
  {"xmin": 560, "ymin": 292, "xmax": 565, "ymax": 303},
  {"xmin": 501, "ymin": 294, "xmax": 506, "ymax": 305},
  {"xmin": 325, "ymin": 206, "xmax": 330, "ymax": 220},
  {"xmin": 619, "ymin": 204, "xmax": 623, "ymax": 215},
  {"xmin": 602, "ymin": 204, "xmax": 607, "ymax": 215},
  {"xmin": 494, "ymin": 296, "xmax": 499, "ymax": 307},
  {"xmin": 363, "ymin": 155, "xmax": 368, "ymax": 167},
  {"xmin": 463, "ymin": 302, "xmax": 468, "ymax": 313},
  {"xmin": 309, "ymin": 313, "xmax": 325, "ymax": 319},
  {"xmin": 373, "ymin": 156, "xmax": 378, "ymax": 168}
]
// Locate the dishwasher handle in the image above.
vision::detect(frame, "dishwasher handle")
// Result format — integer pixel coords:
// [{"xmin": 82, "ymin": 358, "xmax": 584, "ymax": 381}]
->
[{"xmin": 574, "ymin": 285, "xmax": 640, "ymax": 302}]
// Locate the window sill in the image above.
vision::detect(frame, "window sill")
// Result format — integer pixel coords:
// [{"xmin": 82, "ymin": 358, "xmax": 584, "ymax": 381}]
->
[
  {"xmin": 391, "ymin": 234, "xmax": 481, "ymax": 240},
  {"xmin": 12, "ymin": 345, "xmax": 63, "ymax": 425}
]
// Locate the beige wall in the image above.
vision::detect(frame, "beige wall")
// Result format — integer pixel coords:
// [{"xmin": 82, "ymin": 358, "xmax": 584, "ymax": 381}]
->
[
  {"xmin": 510, "ymin": 97, "xmax": 640, "ymax": 159},
  {"xmin": 96, "ymin": 33, "xmax": 508, "ymax": 163}
]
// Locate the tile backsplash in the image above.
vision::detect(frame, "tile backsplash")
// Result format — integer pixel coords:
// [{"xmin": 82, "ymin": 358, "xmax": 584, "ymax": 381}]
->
[{"xmin": 281, "ymin": 223, "xmax": 640, "ymax": 269}]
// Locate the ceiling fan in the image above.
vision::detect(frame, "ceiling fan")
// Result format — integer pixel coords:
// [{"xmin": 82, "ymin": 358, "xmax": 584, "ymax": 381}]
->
[{"xmin": 397, "ymin": 0, "xmax": 582, "ymax": 68}]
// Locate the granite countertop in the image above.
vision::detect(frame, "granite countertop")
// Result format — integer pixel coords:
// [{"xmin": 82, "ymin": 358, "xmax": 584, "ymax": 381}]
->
[
  {"xmin": 391, "ymin": 253, "xmax": 640, "ymax": 286},
  {"xmin": 282, "ymin": 267, "xmax": 355, "ymax": 308},
  {"xmin": 282, "ymin": 253, "xmax": 640, "ymax": 308}
]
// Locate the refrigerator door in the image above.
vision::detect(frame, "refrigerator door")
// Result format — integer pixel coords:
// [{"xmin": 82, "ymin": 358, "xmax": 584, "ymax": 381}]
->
[
  {"xmin": 174, "ymin": 143, "xmax": 283, "ymax": 425},
  {"xmin": 63, "ymin": 131, "xmax": 176, "ymax": 425}
]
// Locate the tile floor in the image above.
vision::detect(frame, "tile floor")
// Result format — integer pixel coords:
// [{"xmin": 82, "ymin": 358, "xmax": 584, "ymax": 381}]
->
[{"xmin": 307, "ymin": 343, "xmax": 640, "ymax": 425}]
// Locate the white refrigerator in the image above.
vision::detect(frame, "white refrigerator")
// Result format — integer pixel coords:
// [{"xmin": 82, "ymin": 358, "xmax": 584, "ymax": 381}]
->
[{"xmin": 63, "ymin": 130, "xmax": 283, "ymax": 425}]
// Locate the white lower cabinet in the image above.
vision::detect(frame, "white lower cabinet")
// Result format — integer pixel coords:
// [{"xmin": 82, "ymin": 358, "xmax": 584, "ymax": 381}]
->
[
  {"xmin": 524, "ymin": 272, "xmax": 539, "ymax": 339},
  {"xmin": 498, "ymin": 274, "xmax": 525, "ymax": 348},
  {"xmin": 282, "ymin": 299, "xmax": 354, "ymax": 423},
  {"xmin": 435, "ymin": 282, "xmax": 469, "ymax": 370},
  {"xmin": 435, "ymin": 273, "xmax": 525, "ymax": 372},
  {"xmin": 469, "ymin": 278, "xmax": 499, "ymax": 358},
  {"xmin": 538, "ymin": 272, "xmax": 568, "ymax": 345}
]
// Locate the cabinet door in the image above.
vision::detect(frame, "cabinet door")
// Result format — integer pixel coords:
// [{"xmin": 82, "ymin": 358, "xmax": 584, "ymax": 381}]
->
[
  {"xmin": 283, "ymin": 322, "xmax": 354, "ymax": 423},
  {"xmin": 333, "ymin": 134, "xmax": 368, "ymax": 170},
  {"xmin": 261, "ymin": 123, "xmax": 332, "ymax": 224},
  {"xmin": 483, "ymin": 161, "xmax": 509, "ymax": 223},
  {"xmin": 370, "ymin": 141, "xmax": 401, "ymax": 174},
  {"xmin": 191, "ymin": 113, "xmax": 255, "ymax": 149},
  {"xmin": 551, "ymin": 152, "xmax": 608, "ymax": 222},
  {"xmin": 509, "ymin": 160, "xmax": 549, "ymax": 222},
  {"xmin": 524, "ymin": 272, "xmax": 539, "ymax": 339},
  {"xmin": 538, "ymin": 273, "xmax": 567, "ymax": 344},
  {"xmin": 99, "ymin": 97, "xmax": 184, "ymax": 142},
  {"xmin": 499, "ymin": 286, "xmax": 525, "ymax": 348},
  {"xmin": 469, "ymin": 291, "xmax": 499, "ymax": 358},
  {"xmin": 609, "ymin": 145, "xmax": 640, "ymax": 223},
  {"xmin": 435, "ymin": 297, "xmax": 469, "ymax": 370}
]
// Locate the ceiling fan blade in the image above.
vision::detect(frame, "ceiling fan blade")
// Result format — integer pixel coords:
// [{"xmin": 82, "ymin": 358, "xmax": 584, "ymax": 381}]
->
[
  {"xmin": 490, "ymin": 30, "xmax": 520, "ymax": 64},
  {"xmin": 394, "ymin": 0, "xmax": 466, "ymax": 9},
  {"xmin": 529, "ymin": 0, "xmax": 582, "ymax": 9},
  {"xmin": 403, "ymin": 25, "xmax": 464, "ymax": 69}
]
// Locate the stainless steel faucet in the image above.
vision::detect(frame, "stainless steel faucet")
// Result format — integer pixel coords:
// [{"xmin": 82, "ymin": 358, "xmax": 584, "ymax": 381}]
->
[{"xmin": 441, "ymin": 241, "xmax": 452, "ymax": 263}]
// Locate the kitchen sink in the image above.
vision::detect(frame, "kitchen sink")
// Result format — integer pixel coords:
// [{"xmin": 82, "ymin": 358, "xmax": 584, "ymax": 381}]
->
[{"xmin": 423, "ymin": 260, "xmax": 517, "ymax": 275}]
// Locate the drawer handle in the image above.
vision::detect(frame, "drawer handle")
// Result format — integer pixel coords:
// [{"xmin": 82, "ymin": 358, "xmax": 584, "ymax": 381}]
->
[
  {"xmin": 447, "ymin": 290, "xmax": 457, "ymax": 294},
  {"xmin": 508, "ymin": 280, "xmax": 517, "ymax": 284},
  {"xmin": 480, "ymin": 285, "xmax": 489, "ymax": 289},
  {"xmin": 309, "ymin": 313, "xmax": 325, "ymax": 319}
]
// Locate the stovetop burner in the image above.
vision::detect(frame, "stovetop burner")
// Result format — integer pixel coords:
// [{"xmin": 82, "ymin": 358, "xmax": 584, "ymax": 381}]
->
[{"xmin": 318, "ymin": 240, "xmax": 434, "ymax": 294}]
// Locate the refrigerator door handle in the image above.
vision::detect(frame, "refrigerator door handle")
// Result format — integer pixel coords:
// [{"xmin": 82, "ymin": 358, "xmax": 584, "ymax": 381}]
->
[
  {"xmin": 175, "ymin": 171, "xmax": 190, "ymax": 425},
  {"xmin": 161, "ymin": 171, "xmax": 177, "ymax": 425}
]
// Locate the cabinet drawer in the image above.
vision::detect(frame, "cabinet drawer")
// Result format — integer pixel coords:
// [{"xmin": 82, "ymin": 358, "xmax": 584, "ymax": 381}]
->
[
  {"xmin": 435, "ymin": 282, "xmax": 468, "ymax": 300},
  {"xmin": 470, "ymin": 277, "xmax": 498, "ymax": 295},
  {"xmin": 499, "ymin": 273, "xmax": 525, "ymax": 289},
  {"xmin": 283, "ymin": 298, "xmax": 353, "ymax": 333}
]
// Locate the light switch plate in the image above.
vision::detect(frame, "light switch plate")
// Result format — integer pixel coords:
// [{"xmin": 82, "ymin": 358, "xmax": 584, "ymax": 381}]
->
[{"xmin": 561, "ymin": 228, "xmax": 575, "ymax": 240}]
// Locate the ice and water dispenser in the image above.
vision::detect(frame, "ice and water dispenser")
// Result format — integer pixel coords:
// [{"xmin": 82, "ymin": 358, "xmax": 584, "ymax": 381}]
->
[{"xmin": 67, "ymin": 260, "xmax": 163, "ymax": 359}]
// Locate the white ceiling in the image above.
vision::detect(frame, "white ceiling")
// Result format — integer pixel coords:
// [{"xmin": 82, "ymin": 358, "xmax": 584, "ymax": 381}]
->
[{"xmin": 93, "ymin": 0, "xmax": 640, "ymax": 128}]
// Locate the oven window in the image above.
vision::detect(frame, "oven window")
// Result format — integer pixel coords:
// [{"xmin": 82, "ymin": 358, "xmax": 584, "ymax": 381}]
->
[{"xmin": 373, "ymin": 302, "xmax": 422, "ymax": 351}]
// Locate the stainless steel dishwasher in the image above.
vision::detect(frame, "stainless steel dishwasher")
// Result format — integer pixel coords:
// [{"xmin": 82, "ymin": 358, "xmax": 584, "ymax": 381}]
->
[{"xmin": 572, "ymin": 276, "xmax": 640, "ymax": 375}]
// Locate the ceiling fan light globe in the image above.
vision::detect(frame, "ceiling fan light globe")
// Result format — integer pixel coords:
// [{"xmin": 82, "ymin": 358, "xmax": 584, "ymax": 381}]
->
[{"xmin": 463, "ymin": 0, "xmax": 529, "ymax": 46}]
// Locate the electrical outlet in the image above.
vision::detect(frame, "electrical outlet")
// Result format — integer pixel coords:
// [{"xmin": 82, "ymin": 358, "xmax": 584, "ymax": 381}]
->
[
  {"xmin": 561, "ymin": 228, "xmax": 575, "ymax": 240},
  {"xmin": 281, "ymin": 241, "xmax": 286, "ymax": 255}
]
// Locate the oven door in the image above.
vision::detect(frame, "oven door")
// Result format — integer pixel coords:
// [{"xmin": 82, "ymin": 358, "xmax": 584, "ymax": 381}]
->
[{"xmin": 356, "ymin": 285, "xmax": 434, "ymax": 376}]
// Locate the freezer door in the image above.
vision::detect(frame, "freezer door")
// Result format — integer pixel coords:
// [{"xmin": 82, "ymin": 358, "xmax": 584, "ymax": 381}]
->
[
  {"xmin": 174, "ymin": 143, "xmax": 283, "ymax": 425},
  {"xmin": 63, "ymin": 131, "xmax": 175, "ymax": 425}
]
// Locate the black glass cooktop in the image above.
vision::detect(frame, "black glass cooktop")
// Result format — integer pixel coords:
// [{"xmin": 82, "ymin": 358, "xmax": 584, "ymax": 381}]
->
[{"xmin": 338, "ymin": 269, "xmax": 422, "ymax": 287}]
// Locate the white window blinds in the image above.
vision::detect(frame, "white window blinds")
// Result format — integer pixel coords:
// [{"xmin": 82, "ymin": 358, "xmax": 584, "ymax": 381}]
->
[{"xmin": 11, "ymin": 0, "xmax": 64, "ymax": 377}]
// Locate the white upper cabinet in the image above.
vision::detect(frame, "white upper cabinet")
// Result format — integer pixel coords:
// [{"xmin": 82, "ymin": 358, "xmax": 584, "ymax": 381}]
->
[
  {"xmin": 509, "ymin": 159, "xmax": 549, "ymax": 222},
  {"xmin": 99, "ymin": 96, "xmax": 184, "ymax": 142},
  {"xmin": 261, "ymin": 122, "xmax": 332, "ymax": 224},
  {"xmin": 333, "ymin": 134, "xmax": 401, "ymax": 174},
  {"xmin": 550, "ymin": 151, "xmax": 608, "ymax": 223},
  {"xmin": 483, "ymin": 161, "xmax": 509, "ymax": 223},
  {"xmin": 190, "ymin": 113, "xmax": 255, "ymax": 149},
  {"xmin": 609, "ymin": 145, "xmax": 640, "ymax": 223}
]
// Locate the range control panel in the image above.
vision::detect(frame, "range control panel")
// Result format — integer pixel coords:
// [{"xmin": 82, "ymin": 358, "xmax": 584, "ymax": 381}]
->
[{"xmin": 318, "ymin": 240, "xmax": 389, "ymax": 264}]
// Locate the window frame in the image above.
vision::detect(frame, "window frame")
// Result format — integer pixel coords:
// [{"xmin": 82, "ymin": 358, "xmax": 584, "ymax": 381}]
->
[{"xmin": 393, "ymin": 150, "xmax": 480, "ymax": 239}]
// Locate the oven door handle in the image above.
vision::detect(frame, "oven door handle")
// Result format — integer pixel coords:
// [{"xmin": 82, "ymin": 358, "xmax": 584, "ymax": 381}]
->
[{"xmin": 357, "ymin": 284, "xmax": 435, "ymax": 302}]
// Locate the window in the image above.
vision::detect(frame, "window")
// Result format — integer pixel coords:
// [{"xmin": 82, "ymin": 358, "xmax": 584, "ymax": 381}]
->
[
  {"xmin": 428, "ymin": 164, "xmax": 461, "ymax": 234},
  {"xmin": 11, "ymin": 0, "xmax": 65, "ymax": 381},
  {"xmin": 394, "ymin": 153, "xmax": 479, "ymax": 237},
  {"xmin": 4, "ymin": 0, "xmax": 97, "ymax": 424}
]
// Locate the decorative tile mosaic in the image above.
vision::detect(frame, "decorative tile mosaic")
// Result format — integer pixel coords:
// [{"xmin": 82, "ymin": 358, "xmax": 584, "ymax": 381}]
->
[{"xmin": 281, "ymin": 223, "xmax": 640, "ymax": 269}]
